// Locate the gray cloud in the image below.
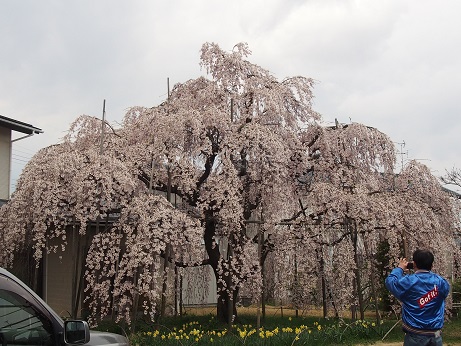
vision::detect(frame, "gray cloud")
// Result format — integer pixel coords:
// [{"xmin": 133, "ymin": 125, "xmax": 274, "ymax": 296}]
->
[{"xmin": 1, "ymin": 0, "xmax": 460, "ymax": 192}]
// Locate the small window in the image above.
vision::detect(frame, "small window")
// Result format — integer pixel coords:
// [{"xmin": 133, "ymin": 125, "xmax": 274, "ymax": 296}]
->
[{"xmin": 0, "ymin": 289, "xmax": 53, "ymax": 345}]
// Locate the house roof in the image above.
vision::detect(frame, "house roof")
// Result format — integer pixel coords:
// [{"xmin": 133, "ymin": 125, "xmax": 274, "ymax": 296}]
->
[
  {"xmin": 443, "ymin": 186, "xmax": 461, "ymax": 199},
  {"xmin": 0, "ymin": 115, "xmax": 43, "ymax": 135}
]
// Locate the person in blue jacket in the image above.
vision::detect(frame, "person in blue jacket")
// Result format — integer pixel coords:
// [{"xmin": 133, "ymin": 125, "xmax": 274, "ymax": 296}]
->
[{"xmin": 385, "ymin": 249, "xmax": 450, "ymax": 346}]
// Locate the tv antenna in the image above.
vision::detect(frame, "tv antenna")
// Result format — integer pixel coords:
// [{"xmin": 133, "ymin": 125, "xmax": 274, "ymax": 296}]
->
[{"xmin": 395, "ymin": 141, "xmax": 408, "ymax": 172}]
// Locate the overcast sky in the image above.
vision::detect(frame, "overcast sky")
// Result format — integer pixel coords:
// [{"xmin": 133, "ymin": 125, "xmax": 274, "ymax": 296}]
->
[{"xmin": 2, "ymin": 0, "xmax": 460, "ymax": 193}]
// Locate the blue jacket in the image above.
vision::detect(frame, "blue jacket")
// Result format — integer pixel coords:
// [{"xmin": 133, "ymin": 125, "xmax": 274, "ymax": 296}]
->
[{"xmin": 385, "ymin": 268, "xmax": 450, "ymax": 330}]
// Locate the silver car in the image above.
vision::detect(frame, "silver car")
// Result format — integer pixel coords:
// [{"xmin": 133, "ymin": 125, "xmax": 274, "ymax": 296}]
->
[{"xmin": 0, "ymin": 267, "xmax": 129, "ymax": 345}]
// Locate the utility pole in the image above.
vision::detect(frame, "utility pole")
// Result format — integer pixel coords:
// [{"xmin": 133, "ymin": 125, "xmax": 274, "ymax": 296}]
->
[
  {"xmin": 99, "ymin": 99, "xmax": 106, "ymax": 155},
  {"xmin": 395, "ymin": 141, "xmax": 409, "ymax": 257},
  {"xmin": 161, "ymin": 78, "xmax": 172, "ymax": 319},
  {"xmin": 230, "ymin": 99, "xmax": 234, "ymax": 122}
]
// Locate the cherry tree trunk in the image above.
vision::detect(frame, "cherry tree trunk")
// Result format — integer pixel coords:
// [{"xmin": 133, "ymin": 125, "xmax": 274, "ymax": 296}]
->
[
  {"xmin": 215, "ymin": 274, "xmax": 239, "ymax": 324},
  {"xmin": 204, "ymin": 212, "xmax": 239, "ymax": 324}
]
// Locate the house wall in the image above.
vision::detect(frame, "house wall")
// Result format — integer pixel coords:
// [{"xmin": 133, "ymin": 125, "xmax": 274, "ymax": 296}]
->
[
  {"xmin": 0, "ymin": 127, "xmax": 11, "ymax": 200},
  {"xmin": 43, "ymin": 228, "xmax": 218, "ymax": 318},
  {"xmin": 44, "ymin": 232, "xmax": 79, "ymax": 318},
  {"xmin": 182, "ymin": 266, "xmax": 217, "ymax": 307}
]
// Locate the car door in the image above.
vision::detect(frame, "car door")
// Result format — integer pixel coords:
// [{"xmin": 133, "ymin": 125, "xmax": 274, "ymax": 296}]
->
[{"xmin": 0, "ymin": 275, "xmax": 55, "ymax": 346}]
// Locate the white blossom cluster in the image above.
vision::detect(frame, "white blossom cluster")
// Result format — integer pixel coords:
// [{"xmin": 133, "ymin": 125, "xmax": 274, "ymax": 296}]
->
[{"xmin": 1, "ymin": 42, "xmax": 460, "ymax": 324}]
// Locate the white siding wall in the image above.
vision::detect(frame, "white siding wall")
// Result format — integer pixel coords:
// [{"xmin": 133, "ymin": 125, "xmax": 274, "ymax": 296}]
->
[{"xmin": 0, "ymin": 127, "xmax": 11, "ymax": 200}]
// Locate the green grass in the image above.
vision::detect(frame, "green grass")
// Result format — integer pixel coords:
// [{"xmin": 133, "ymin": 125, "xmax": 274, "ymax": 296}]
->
[
  {"xmin": 444, "ymin": 315, "xmax": 461, "ymax": 344},
  {"xmin": 130, "ymin": 315, "xmax": 398, "ymax": 345},
  {"xmin": 94, "ymin": 313, "xmax": 461, "ymax": 345}
]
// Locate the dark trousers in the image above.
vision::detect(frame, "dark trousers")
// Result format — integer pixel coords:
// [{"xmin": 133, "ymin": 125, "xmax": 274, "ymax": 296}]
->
[{"xmin": 404, "ymin": 332, "xmax": 443, "ymax": 346}]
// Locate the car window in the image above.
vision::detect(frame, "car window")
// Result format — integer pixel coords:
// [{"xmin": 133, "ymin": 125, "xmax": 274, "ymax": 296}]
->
[{"xmin": 0, "ymin": 288, "xmax": 54, "ymax": 346}]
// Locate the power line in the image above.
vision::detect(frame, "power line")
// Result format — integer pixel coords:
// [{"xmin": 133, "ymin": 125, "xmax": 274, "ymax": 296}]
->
[
  {"xmin": 11, "ymin": 157, "xmax": 30, "ymax": 164},
  {"xmin": 11, "ymin": 148, "xmax": 35, "ymax": 157},
  {"xmin": 12, "ymin": 153, "xmax": 32, "ymax": 160},
  {"xmin": 11, "ymin": 143, "xmax": 37, "ymax": 154}
]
